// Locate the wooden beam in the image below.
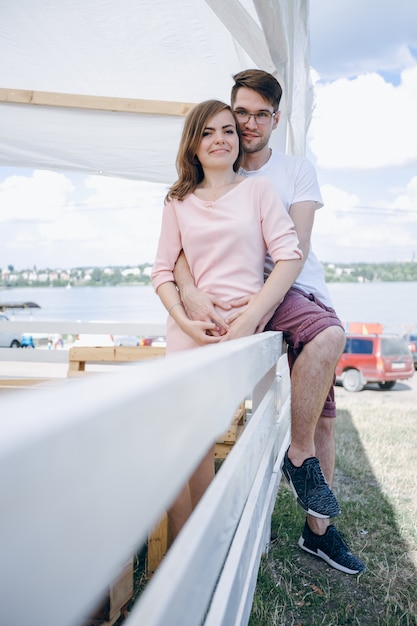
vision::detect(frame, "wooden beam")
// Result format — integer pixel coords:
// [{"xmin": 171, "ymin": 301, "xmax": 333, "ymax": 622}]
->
[{"xmin": 0, "ymin": 87, "xmax": 195, "ymax": 117}]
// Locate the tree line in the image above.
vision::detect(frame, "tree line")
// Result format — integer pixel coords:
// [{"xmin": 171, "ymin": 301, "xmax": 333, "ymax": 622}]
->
[
  {"xmin": 324, "ymin": 261, "xmax": 417, "ymax": 283},
  {"xmin": 2, "ymin": 261, "xmax": 417, "ymax": 287}
]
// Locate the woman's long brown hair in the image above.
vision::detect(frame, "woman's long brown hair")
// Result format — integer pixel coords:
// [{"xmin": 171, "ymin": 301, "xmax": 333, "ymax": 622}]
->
[{"xmin": 166, "ymin": 99, "xmax": 243, "ymax": 202}]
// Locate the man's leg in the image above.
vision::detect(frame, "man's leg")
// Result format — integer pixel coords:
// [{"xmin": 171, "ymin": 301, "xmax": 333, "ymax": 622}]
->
[
  {"xmin": 267, "ymin": 289, "xmax": 345, "ymax": 518},
  {"xmin": 294, "ymin": 350, "xmax": 366, "ymax": 574},
  {"xmin": 288, "ymin": 325, "xmax": 344, "ymax": 468},
  {"xmin": 307, "ymin": 415, "xmax": 335, "ymax": 535},
  {"xmin": 267, "ymin": 289, "xmax": 365, "ymax": 573},
  {"xmin": 314, "ymin": 415, "xmax": 336, "ymax": 486},
  {"xmin": 289, "ymin": 340, "xmax": 366, "ymax": 573}
]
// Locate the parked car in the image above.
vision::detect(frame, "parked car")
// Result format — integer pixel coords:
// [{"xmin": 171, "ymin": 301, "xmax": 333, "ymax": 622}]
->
[
  {"xmin": 336, "ymin": 333, "xmax": 414, "ymax": 392},
  {"xmin": 73, "ymin": 334, "xmax": 115, "ymax": 347},
  {"xmin": 404, "ymin": 332, "xmax": 417, "ymax": 369},
  {"xmin": 113, "ymin": 335, "xmax": 140, "ymax": 346},
  {"xmin": 0, "ymin": 313, "xmax": 22, "ymax": 348},
  {"xmin": 140, "ymin": 336, "xmax": 166, "ymax": 347}
]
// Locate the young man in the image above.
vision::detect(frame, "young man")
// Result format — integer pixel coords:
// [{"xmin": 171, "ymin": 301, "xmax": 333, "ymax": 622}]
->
[{"xmin": 174, "ymin": 70, "xmax": 365, "ymax": 574}]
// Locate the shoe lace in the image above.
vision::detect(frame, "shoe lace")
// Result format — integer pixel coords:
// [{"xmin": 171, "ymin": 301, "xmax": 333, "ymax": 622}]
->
[
  {"xmin": 306, "ymin": 459, "xmax": 328, "ymax": 489},
  {"xmin": 328, "ymin": 527, "xmax": 349, "ymax": 551}
]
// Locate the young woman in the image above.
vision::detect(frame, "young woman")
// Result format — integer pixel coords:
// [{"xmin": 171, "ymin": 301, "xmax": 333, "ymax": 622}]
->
[{"xmin": 151, "ymin": 99, "xmax": 302, "ymax": 539}]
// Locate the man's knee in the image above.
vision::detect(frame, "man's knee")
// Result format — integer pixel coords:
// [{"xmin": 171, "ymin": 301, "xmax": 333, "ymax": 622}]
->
[{"xmin": 308, "ymin": 325, "xmax": 345, "ymax": 361}]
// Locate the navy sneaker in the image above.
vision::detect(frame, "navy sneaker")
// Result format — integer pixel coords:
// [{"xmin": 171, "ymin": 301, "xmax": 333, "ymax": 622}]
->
[
  {"xmin": 298, "ymin": 521, "xmax": 366, "ymax": 575},
  {"xmin": 281, "ymin": 448, "xmax": 341, "ymax": 518}
]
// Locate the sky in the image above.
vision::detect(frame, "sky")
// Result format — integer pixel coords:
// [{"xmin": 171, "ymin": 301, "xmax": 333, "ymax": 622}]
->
[{"xmin": 1, "ymin": 0, "xmax": 417, "ymax": 270}]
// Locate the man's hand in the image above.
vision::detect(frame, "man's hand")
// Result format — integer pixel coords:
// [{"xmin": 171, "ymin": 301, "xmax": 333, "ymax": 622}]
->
[
  {"xmin": 181, "ymin": 281, "xmax": 232, "ymax": 335},
  {"xmin": 219, "ymin": 314, "xmax": 257, "ymax": 342},
  {"xmin": 224, "ymin": 294, "xmax": 253, "ymax": 324},
  {"xmin": 225, "ymin": 295, "xmax": 279, "ymax": 333},
  {"xmin": 174, "ymin": 250, "xmax": 231, "ymax": 335},
  {"xmin": 219, "ymin": 305, "xmax": 268, "ymax": 342}
]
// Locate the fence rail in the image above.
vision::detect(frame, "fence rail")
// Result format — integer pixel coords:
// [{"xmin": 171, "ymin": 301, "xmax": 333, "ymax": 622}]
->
[
  {"xmin": 0, "ymin": 320, "xmax": 166, "ymax": 336},
  {"xmin": 0, "ymin": 330, "xmax": 290, "ymax": 626}
]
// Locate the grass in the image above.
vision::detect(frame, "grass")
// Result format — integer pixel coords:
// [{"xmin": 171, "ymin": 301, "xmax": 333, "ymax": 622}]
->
[
  {"xmin": 249, "ymin": 384, "xmax": 417, "ymax": 626},
  {"xmin": 122, "ymin": 383, "xmax": 417, "ymax": 625}
]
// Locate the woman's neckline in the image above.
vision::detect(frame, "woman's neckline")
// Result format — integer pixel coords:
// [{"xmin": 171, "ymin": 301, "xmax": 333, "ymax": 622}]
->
[{"xmin": 192, "ymin": 175, "xmax": 247, "ymax": 203}]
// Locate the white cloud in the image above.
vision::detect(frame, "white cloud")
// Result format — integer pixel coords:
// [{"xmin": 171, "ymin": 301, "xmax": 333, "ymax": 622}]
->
[
  {"xmin": 0, "ymin": 170, "xmax": 75, "ymax": 222},
  {"xmin": 312, "ymin": 183, "xmax": 417, "ymax": 263},
  {"xmin": 78, "ymin": 175, "xmax": 167, "ymax": 264},
  {"xmin": 391, "ymin": 175, "xmax": 417, "ymax": 211},
  {"xmin": 0, "ymin": 169, "xmax": 167, "ymax": 269},
  {"xmin": 309, "ymin": 66, "xmax": 417, "ymax": 170},
  {"xmin": 83, "ymin": 175, "xmax": 166, "ymax": 209}
]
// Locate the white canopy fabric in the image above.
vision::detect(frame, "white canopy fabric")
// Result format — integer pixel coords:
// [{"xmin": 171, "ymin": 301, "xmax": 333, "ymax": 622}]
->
[{"xmin": 0, "ymin": 0, "xmax": 312, "ymax": 183}]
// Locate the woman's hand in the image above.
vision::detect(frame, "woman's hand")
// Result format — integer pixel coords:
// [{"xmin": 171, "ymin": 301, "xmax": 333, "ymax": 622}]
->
[{"xmin": 178, "ymin": 318, "xmax": 223, "ymax": 346}]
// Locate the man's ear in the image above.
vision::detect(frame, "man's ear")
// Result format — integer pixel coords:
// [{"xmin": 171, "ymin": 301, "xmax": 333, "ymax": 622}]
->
[{"xmin": 273, "ymin": 110, "xmax": 281, "ymax": 130}]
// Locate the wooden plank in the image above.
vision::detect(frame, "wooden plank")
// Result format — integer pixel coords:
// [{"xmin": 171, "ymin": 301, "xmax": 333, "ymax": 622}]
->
[
  {"xmin": 0, "ymin": 321, "xmax": 166, "ymax": 338},
  {"xmin": 147, "ymin": 514, "xmax": 169, "ymax": 578},
  {"xmin": 204, "ymin": 402, "xmax": 291, "ymax": 626},
  {"xmin": 129, "ymin": 387, "xmax": 278, "ymax": 626},
  {"xmin": 0, "ymin": 332, "xmax": 283, "ymax": 626},
  {"xmin": 147, "ymin": 403, "xmax": 248, "ymax": 578},
  {"xmin": 206, "ymin": 437, "xmax": 278, "ymax": 626},
  {"xmin": 0, "ymin": 88, "xmax": 195, "ymax": 117},
  {"xmin": 67, "ymin": 346, "xmax": 165, "ymax": 375},
  {"xmin": 68, "ymin": 346, "xmax": 166, "ymax": 363},
  {"xmin": 215, "ymin": 404, "xmax": 246, "ymax": 460},
  {"xmin": 216, "ymin": 406, "xmax": 246, "ymax": 444},
  {"xmin": 0, "ymin": 378, "xmax": 52, "ymax": 388}
]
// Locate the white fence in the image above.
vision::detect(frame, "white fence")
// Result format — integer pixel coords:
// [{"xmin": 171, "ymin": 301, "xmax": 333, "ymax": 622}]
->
[{"xmin": 0, "ymin": 329, "xmax": 291, "ymax": 626}]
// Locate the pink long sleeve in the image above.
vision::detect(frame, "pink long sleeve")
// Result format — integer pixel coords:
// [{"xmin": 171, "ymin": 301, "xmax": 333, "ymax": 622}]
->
[{"xmin": 151, "ymin": 176, "xmax": 301, "ymax": 351}]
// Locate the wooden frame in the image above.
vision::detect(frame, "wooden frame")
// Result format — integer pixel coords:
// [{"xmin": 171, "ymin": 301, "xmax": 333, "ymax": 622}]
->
[{"xmin": 0, "ymin": 88, "xmax": 195, "ymax": 116}]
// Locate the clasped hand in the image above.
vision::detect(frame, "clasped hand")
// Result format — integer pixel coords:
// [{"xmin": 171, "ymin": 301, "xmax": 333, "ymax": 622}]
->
[{"xmin": 180, "ymin": 289, "xmax": 272, "ymax": 345}]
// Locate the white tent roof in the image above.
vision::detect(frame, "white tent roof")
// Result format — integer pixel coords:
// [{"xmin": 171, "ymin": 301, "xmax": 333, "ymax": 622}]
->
[{"xmin": 0, "ymin": 0, "xmax": 312, "ymax": 183}]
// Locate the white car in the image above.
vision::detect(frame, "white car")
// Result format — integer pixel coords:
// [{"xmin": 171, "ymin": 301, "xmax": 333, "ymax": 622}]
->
[
  {"xmin": 73, "ymin": 333, "xmax": 115, "ymax": 347},
  {"xmin": 139, "ymin": 336, "xmax": 167, "ymax": 348},
  {"xmin": 0, "ymin": 313, "xmax": 22, "ymax": 348},
  {"xmin": 113, "ymin": 335, "xmax": 140, "ymax": 346}
]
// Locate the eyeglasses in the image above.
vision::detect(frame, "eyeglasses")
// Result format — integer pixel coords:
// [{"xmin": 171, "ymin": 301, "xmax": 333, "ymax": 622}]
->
[{"xmin": 233, "ymin": 109, "xmax": 276, "ymax": 125}]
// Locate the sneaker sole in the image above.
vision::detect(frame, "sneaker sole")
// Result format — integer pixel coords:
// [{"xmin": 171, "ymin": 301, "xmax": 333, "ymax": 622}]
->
[
  {"xmin": 281, "ymin": 464, "xmax": 331, "ymax": 519},
  {"xmin": 298, "ymin": 537, "xmax": 364, "ymax": 575}
]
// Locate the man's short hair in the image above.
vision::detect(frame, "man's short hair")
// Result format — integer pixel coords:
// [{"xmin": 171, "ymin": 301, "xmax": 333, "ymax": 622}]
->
[{"xmin": 231, "ymin": 69, "xmax": 283, "ymax": 111}]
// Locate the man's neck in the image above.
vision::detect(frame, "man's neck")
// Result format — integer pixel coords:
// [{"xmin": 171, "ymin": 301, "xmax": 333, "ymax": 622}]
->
[{"xmin": 241, "ymin": 147, "xmax": 272, "ymax": 172}]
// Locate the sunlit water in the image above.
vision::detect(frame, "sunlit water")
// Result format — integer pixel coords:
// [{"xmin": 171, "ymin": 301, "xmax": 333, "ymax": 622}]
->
[{"xmin": 1, "ymin": 282, "xmax": 416, "ymax": 335}]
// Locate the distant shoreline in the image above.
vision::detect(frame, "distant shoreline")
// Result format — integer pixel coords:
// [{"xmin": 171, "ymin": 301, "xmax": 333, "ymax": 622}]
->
[{"xmin": 1, "ymin": 260, "xmax": 417, "ymax": 289}]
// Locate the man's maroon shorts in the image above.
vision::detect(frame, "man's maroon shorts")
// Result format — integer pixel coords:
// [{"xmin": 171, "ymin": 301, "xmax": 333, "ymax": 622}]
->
[{"xmin": 265, "ymin": 287, "xmax": 344, "ymax": 418}]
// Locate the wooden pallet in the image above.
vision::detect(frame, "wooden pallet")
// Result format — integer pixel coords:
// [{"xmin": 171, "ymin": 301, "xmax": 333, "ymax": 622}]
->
[
  {"xmin": 215, "ymin": 402, "xmax": 248, "ymax": 460},
  {"xmin": 67, "ymin": 345, "xmax": 166, "ymax": 376}
]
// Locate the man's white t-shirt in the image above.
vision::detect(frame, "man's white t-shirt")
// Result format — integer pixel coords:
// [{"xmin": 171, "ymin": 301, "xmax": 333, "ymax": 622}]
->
[{"xmin": 240, "ymin": 150, "xmax": 332, "ymax": 307}]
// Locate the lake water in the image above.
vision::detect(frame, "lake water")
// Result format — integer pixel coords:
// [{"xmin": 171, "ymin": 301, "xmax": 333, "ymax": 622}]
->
[
  {"xmin": 327, "ymin": 282, "xmax": 417, "ymax": 335},
  {"xmin": 1, "ymin": 282, "xmax": 416, "ymax": 335}
]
